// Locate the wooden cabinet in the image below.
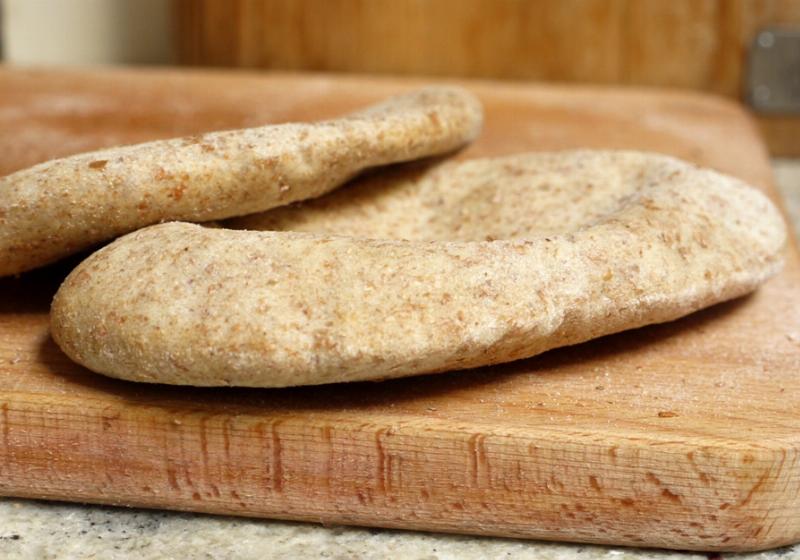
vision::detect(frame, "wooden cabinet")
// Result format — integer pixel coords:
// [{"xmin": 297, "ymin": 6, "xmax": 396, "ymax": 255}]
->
[{"xmin": 175, "ymin": 0, "xmax": 800, "ymax": 155}]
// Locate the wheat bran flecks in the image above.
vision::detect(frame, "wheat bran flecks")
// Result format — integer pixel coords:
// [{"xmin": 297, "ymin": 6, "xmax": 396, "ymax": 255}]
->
[
  {"xmin": 51, "ymin": 151, "xmax": 786, "ymax": 387},
  {"xmin": 0, "ymin": 87, "xmax": 482, "ymax": 276}
]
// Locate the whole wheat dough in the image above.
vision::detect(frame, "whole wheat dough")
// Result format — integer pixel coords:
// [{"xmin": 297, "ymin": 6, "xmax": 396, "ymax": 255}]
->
[
  {"xmin": 0, "ymin": 87, "xmax": 482, "ymax": 276},
  {"xmin": 226, "ymin": 151, "xmax": 684, "ymax": 241},
  {"xmin": 51, "ymin": 151, "xmax": 786, "ymax": 387}
]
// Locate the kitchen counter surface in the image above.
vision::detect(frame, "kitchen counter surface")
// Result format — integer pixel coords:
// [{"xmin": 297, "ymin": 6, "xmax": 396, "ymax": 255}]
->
[{"xmin": 2, "ymin": 160, "xmax": 799, "ymax": 560}]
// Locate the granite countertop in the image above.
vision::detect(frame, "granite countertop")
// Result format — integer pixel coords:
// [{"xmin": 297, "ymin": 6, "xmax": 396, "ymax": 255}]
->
[{"xmin": 2, "ymin": 161, "xmax": 799, "ymax": 560}]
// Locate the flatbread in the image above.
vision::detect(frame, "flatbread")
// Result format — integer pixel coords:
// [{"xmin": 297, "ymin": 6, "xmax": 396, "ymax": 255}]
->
[
  {"xmin": 51, "ymin": 151, "xmax": 787, "ymax": 387},
  {"xmin": 226, "ymin": 151, "xmax": 682, "ymax": 241},
  {"xmin": 0, "ymin": 87, "xmax": 482, "ymax": 276}
]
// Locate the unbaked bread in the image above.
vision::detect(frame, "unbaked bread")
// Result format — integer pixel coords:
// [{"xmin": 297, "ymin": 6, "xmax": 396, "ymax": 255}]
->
[
  {"xmin": 0, "ymin": 87, "xmax": 482, "ymax": 276},
  {"xmin": 227, "ymin": 151, "xmax": 688, "ymax": 241},
  {"xmin": 51, "ymin": 151, "xmax": 786, "ymax": 387}
]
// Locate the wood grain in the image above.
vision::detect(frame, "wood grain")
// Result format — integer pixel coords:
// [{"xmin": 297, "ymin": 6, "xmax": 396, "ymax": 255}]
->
[
  {"xmin": 174, "ymin": 0, "xmax": 800, "ymax": 155},
  {"xmin": 1, "ymin": 67, "xmax": 799, "ymax": 552}
]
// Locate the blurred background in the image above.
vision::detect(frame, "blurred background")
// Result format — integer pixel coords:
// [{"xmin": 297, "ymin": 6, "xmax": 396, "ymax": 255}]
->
[{"xmin": 0, "ymin": 0, "xmax": 798, "ymax": 156}]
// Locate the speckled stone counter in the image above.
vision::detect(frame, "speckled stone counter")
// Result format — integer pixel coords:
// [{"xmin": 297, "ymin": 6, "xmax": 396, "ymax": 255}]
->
[{"xmin": 2, "ymin": 161, "xmax": 799, "ymax": 560}]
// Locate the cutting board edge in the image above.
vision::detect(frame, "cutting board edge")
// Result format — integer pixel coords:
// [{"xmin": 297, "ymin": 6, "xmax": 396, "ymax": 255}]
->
[
  {"xmin": 1, "ymin": 488, "xmax": 797, "ymax": 553},
  {"xmin": 2, "ymin": 394, "xmax": 799, "ymax": 552}
]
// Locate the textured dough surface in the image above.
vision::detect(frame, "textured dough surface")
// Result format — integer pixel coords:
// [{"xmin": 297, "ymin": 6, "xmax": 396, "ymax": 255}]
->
[
  {"xmin": 0, "ymin": 87, "xmax": 482, "ymax": 276},
  {"xmin": 51, "ymin": 151, "xmax": 787, "ymax": 387},
  {"xmin": 228, "ymin": 152, "xmax": 682, "ymax": 241}
]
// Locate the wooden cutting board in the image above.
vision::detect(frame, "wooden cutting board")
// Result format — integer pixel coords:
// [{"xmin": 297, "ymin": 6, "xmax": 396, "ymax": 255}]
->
[{"xmin": 1, "ymin": 67, "xmax": 798, "ymax": 553}]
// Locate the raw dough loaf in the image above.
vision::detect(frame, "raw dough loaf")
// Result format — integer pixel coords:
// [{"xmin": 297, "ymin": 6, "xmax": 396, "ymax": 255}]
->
[
  {"xmin": 51, "ymin": 151, "xmax": 787, "ymax": 387},
  {"xmin": 0, "ymin": 87, "xmax": 482, "ymax": 276}
]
